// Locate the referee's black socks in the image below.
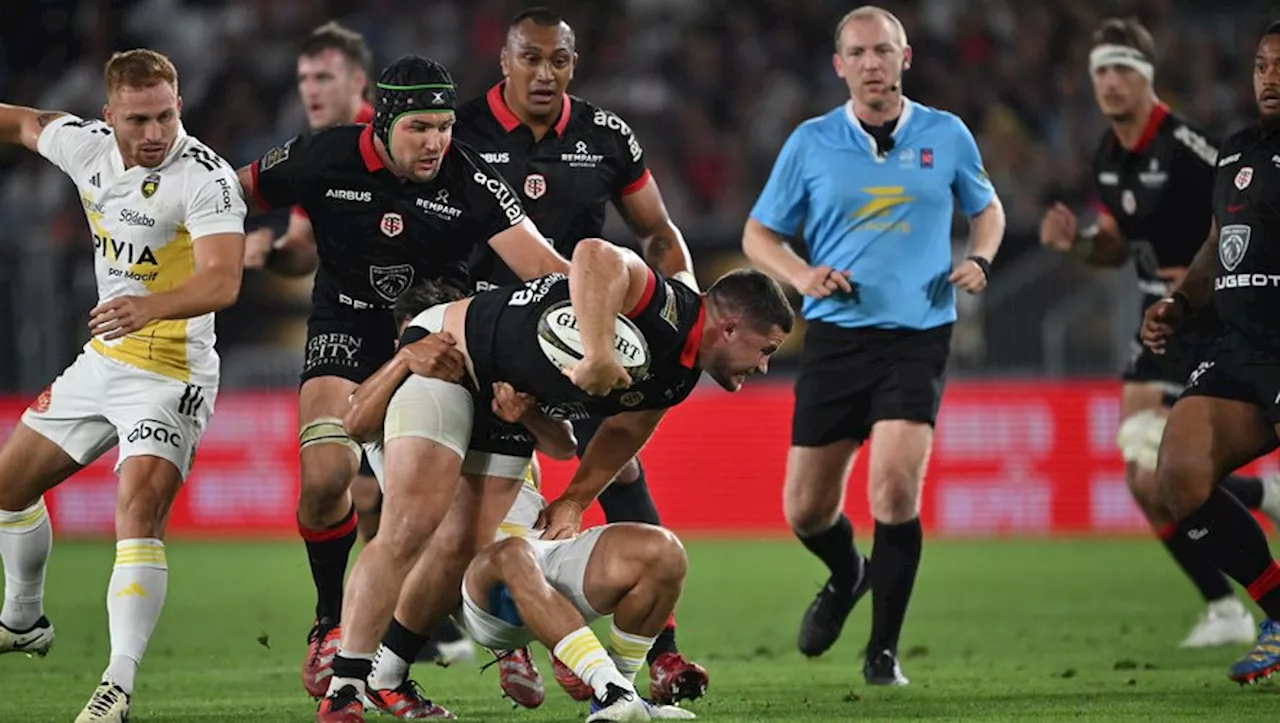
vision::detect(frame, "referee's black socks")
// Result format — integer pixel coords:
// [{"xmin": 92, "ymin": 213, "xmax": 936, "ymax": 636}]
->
[
  {"xmin": 867, "ymin": 517, "xmax": 923, "ymax": 656},
  {"xmin": 796, "ymin": 513, "xmax": 863, "ymax": 590}
]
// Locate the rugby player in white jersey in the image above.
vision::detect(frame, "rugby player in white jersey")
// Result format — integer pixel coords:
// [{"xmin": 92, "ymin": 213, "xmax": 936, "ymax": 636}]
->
[{"xmin": 0, "ymin": 49, "xmax": 246, "ymax": 722}]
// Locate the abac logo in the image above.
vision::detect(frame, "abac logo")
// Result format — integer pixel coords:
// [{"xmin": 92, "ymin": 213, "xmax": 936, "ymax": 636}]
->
[
  {"xmin": 848, "ymin": 186, "xmax": 914, "ymax": 233},
  {"xmin": 127, "ymin": 418, "xmax": 182, "ymax": 448}
]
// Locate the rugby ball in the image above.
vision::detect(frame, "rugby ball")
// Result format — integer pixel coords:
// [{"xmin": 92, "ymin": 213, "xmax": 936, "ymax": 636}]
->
[{"xmin": 536, "ymin": 300, "xmax": 650, "ymax": 378}]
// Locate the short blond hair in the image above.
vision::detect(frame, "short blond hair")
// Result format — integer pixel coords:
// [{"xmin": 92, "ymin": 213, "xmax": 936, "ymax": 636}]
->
[
  {"xmin": 104, "ymin": 49, "xmax": 179, "ymax": 96},
  {"xmin": 834, "ymin": 6, "xmax": 909, "ymax": 51}
]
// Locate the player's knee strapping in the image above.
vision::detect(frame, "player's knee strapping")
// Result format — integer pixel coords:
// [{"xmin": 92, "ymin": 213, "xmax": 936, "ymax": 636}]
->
[
  {"xmin": 299, "ymin": 416, "xmax": 362, "ymax": 459},
  {"xmin": 1116, "ymin": 408, "xmax": 1167, "ymax": 472}
]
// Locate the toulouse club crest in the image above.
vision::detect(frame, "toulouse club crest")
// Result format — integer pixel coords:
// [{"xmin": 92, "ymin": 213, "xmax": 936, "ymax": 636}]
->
[
  {"xmin": 524, "ymin": 173, "xmax": 547, "ymax": 200},
  {"xmin": 1235, "ymin": 166, "xmax": 1254, "ymax": 190},
  {"xmin": 380, "ymin": 211, "xmax": 404, "ymax": 237}
]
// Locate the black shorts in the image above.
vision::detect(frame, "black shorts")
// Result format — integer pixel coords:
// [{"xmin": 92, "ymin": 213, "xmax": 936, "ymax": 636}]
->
[
  {"xmin": 467, "ymin": 382, "xmax": 537, "ymax": 459},
  {"xmin": 792, "ymin": 322, "xmax": 951, "ymax": 446},
  {"xmin": 1179, "ymin": 331, "xmax": 1280, "ymax": 424},
  {"xmin": 358, "ymin": 452, "xmax": 375, "ymax": 478},
  {"xmin": 300, "ymin": 303, "xmax": 398, "ymax": 385},
  {"xmin": 1121, "ymin": 331, "xmax": 1214, "ymax": 407}
]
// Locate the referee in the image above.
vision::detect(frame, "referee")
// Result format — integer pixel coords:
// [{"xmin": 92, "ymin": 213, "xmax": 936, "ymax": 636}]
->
[{"xmin": 742, "ymin": 6, "xmax": 1004, "ymax": 685}]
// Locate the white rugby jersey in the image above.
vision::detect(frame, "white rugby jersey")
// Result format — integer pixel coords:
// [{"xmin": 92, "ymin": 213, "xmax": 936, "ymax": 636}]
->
[{"xmin": 37, "ymin": 114, "xmax": 246, "ymax": 387}]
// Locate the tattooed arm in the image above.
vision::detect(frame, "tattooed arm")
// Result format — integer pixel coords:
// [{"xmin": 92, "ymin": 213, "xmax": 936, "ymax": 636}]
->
[
  {"xmin": 616, "ymin": 175, "xmax": 695, "ymax": 281},
  {"xmin": 0, "ymin": 104, "xmax": 66, "ymax": 152}
]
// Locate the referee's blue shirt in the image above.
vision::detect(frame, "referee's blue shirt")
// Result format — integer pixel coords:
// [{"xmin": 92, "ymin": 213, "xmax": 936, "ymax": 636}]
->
[{"xmin": 750, "ymin": 98, "xmax": 995, "ymax": 330}]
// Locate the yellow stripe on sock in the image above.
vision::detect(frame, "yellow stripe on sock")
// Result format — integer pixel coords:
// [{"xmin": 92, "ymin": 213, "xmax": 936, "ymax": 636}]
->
[
  {"xmin": 608, "ymin": 635, "xmax": 652, "ymax": 660},
  {"xmin": 0, "ymin": 501, "xmax": 47, "ymax": 530},
  {"xmin": 557, "ymin": 633, "xmax": 605, "ymax": 670},
  {"xmin": 114, "ymin": 545, "xmax": 167, "ymax": 566}
]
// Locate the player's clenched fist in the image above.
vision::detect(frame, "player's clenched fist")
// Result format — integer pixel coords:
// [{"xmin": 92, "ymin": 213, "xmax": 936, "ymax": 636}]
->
[
  {"xmin": 1039, "ymin": 202, "xmax": 1079, "ymax": 253},
  {"xmin": 790, "ymin": 265, "xmax": 854, "ymax": 300},
  {"xmin": 564, "ymin": 353, "xmax": 631, "ymax": 397},
  {"xmin": 1141, "ymin": 294, "xmax": 1186, "ymax": 355},
  {"xmin": 89, "ymin": 295, "xmax": 157, "ymax": 340},
  {"xmin": 399, "ymin": 332, "xmax": 466, "ymax": 382}
]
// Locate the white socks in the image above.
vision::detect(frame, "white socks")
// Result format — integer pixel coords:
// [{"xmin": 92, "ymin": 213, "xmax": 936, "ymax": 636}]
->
[
  {"xmin": 607, "ymin": 622, "xmax": 657, "ymax": 684},
  {"xmin": 369, "ymin": 643, "xmax": 411, "ymax": 690},
  {"xmin": 104, "ymin": 539, "xmax": 168, "ymax": 694},
  {"xmin": 553, "ymin": 626, "xmax": 633, "ymax": 699},
  {"xmin": 0, "ymin": 499, "xmax": 52, "ymax": 631}
]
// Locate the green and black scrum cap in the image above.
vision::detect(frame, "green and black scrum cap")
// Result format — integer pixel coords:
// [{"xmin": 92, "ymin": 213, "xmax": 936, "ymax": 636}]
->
[{"xmin": 373, "ymin": 55, "xmax": 457, "ymax": 157}]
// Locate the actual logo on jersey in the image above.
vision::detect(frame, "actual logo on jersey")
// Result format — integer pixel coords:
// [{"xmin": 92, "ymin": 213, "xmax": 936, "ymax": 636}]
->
[
  {"xmin": 561, "ymin": 140, "xmax": 604, "ymax": 168},
  {"xmin": 140, "ymin": 173, "xmax": 161, "ymax": 199},
  {"xmin": 1120, "ymin": 189, "xmax": 1137, "ymax": 215},
  {"xmin": 1235, "ymin": 166, "xmax": 1254, "ymax": 190},
  {"xmin": 1219, "ymin": 224, "xmax": 1251, "ymax": 272},
  {"xmin": 380, "ymin": 211, "xmax": 404, "ymax": 237},
  {"xmin": 472, "ymin": 171, "xmax": 524, "ymax": 226},
  {"xmin": 524, "ymin": 173, "xmax": 547, "ymax": 199},
  {"xmin": 369, "ymin": 263, "xmax": 415, "ymax": 302},
  {"xmin": 920, "ymin": 148, "xmax": 934, "ymax": 169}
]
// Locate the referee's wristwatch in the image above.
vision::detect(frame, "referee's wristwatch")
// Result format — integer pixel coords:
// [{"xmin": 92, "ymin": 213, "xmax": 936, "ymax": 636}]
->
[{"xmin": 966, "ymin": 255, "xmax": 992, "ymax": 281}]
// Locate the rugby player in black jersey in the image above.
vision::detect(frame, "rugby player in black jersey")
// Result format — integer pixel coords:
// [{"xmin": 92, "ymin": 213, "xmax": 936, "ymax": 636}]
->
[
  {"xmin": 234, "ymin": 56, "xmax": 568, "ymax": 700},
  {"xmin": 1143, "ymin": 21, "xmax": 1280, "ymax": 685},
  {"xmin": 1041, "ymin": 18, "xmax": 1280, "ymax": 648},
  {"xmin": 316, "ymin": 241, "xmax": 791, "ymax": 721},
  {"xmin": 453, "ymin": 8, "xmax": 702, "ymax": 703}
]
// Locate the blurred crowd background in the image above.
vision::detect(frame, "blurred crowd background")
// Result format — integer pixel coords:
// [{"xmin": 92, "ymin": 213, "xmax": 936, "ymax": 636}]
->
[{"xmin": 0, "ymin": 0, "xmax": 1273, "ymax": 392}]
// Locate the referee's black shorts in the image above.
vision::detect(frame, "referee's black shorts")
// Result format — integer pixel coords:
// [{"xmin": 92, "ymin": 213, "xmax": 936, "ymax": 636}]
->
[{"xmin": 791, "ymin": 321, "xmax": 952, "ymax": 447}]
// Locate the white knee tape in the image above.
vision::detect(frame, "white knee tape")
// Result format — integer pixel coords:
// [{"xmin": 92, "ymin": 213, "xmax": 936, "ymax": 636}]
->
[{"xmin": 1115, "ymin": 409, "xmax": 1167, "ymax": 471}]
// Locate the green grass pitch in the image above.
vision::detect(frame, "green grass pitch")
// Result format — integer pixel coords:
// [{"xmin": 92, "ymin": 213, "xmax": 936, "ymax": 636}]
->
[{"xmin": 4, "ymin": 537, "xmax": 1279, "ymax": 721}]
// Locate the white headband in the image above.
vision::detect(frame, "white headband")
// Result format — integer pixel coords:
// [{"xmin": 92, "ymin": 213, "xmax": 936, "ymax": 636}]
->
[{"xmin": 1089, "ymin": 44, "xmax": 1154, "ymax": 81}]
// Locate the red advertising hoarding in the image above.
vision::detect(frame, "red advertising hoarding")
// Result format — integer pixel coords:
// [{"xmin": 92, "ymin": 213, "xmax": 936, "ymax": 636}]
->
[{"xmin": 0, "ymin": 380, "xmax": 1272, "ymax": 537}]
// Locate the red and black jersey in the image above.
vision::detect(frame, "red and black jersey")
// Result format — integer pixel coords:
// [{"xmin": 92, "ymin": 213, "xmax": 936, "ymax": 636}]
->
[
  {"xmin": 1090, "ymin": 103, "xmax": 1219, "ymax": 304},
  {"xmin": 250, "ymin": 125, "xmax": 525, "ymax": 309},
  {"xmin": 460, "ymin": 271, "xmax": 704, "ymax": 420},
  {"xmin": 290, "ymin": 100, "xmax": 375, "ymax": 222},
  {"xmin": 455, "ymin": 83, "xmax": 652, "ymax": 287},
  {"xmin": 1211, "ymin": 125, "xmax": 1280, "ymax": 351}
]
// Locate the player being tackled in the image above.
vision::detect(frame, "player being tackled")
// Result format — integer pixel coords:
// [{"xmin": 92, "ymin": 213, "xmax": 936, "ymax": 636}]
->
[{"xmin": 460, "ymin": 461, "xmax": 700, "ymax": 721}]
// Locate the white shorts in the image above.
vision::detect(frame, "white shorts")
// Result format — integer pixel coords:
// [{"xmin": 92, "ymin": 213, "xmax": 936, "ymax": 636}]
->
[
  {"xmin": 460, "ymin": 526, "xmax": 608, "ymax": 651},
  {"xmin": 383, "ymin": 375, "xmax": 474, "ymax": 460},
  {"xmin": 21, "ymin": 348, "xmax": 215, "ymax": 480}
]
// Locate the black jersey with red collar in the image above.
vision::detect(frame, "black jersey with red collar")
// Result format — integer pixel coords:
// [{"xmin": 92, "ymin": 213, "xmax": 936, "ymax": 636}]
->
[
  {"xmin": 1210, "ymin": 125, "xmax": 1280, "ymax": 352},
  {"xmin": 461, "ymin": 271, "xmax": 705, "ymax": 420},
  {"xmin": 455, "ymin": 83, "xmax": 652, "ymax": 287},
  {"xmin": 290, "ymin": 100, "xmax": 375, "ymax": 221},
  {"xmin": 250, "ymin": 124, "xmax": 525, "ymax": 309},
  {"xmin": 1090, "ymin": 103, "xmax": 1219, "ymax": 304}
]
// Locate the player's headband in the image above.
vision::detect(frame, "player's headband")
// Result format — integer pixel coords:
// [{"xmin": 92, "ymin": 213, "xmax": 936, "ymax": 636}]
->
[{"xmin": 1089, "ymin": 44, "xmax": 1154, "ymax": 82}]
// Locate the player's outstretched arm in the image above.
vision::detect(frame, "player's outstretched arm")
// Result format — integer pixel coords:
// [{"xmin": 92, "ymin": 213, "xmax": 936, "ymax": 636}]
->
[
  {"xmin": 0, "ymin": 104, "xmax": 64, "ymax": 152},
  {"xmin": 616, "ymin": 176, "xmax": 696, "ymax": 283},
  {"xmin": 487, "ymin": 218, "xmax": 571, "ymax": 280},
  {"xmin": 536, "ymin": 407, "xmax": 666, "ymax": 539}
]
